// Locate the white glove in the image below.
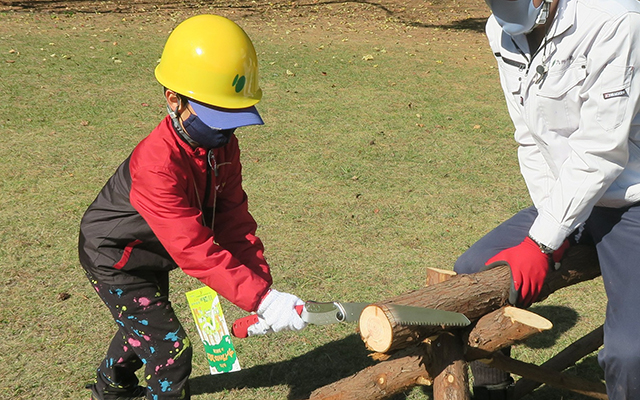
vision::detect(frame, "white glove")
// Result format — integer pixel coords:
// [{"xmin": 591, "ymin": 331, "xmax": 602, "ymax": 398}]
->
[
  {"xmin": 256, "ymin": 289, "xmax": 307, "ymax": 333},
  {"xmin": 246, "ymin": 316, "xmax": 272, "ymax": 336}
]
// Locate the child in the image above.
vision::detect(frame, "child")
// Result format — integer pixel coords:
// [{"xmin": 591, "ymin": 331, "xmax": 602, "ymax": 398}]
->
[{"xmin": 79, "ymin": 14, "xmax": 306, "ymax": 400}]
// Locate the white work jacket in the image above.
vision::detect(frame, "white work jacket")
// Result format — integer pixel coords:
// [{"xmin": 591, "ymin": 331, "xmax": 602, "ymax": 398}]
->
[{"xmin": 487, "ymin": 0, "xmax": 640, "ymax": 250}]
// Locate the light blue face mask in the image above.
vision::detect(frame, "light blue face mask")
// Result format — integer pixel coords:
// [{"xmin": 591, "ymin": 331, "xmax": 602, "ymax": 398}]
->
[{"xmin": 487, "ymin": 0, "xmax": 546, "ymax": 36}]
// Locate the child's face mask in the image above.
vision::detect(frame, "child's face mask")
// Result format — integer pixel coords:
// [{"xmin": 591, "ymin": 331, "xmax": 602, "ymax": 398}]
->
[{"xmin": 182, "ymin": 113, "xmax": 235, "ymax": 149}]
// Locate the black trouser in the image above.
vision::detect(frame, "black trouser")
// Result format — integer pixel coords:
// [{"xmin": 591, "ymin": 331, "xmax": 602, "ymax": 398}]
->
[{"xmin": 83, "ymin": 265, "xmax": 192, "ymax": 400}]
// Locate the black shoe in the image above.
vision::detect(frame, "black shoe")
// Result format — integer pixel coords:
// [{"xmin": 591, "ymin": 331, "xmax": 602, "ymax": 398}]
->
[
  {"xmin": 86, "ymin": 382, "xmax": 147, "ymax": 400},
  {"xmin": 472, "ymin": 378, "xmax": 515, "ymax": 400}
]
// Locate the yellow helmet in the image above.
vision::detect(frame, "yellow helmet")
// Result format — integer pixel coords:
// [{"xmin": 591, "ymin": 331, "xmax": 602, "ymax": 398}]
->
[{"xmin": 155, "ymin": 14, "xmax": 262, "ymax": 109}]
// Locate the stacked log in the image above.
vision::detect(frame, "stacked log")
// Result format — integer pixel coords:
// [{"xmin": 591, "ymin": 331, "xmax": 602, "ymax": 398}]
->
[
  {"xmin": 360, "ymin": 245, "xmax": 601, "ymax": 354},
  {"xmin": 304, "ymin": 245, "xmax": 605, "ymax": 400},
  {"xmin": 308, "ymin": 306, "xmax": 555, "ymax": 399}
]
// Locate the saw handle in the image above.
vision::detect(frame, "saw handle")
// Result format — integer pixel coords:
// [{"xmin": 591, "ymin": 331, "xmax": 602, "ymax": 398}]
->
[{"xmin": 231, "ymin": 304, "xmax": 304, "ymax": 338}]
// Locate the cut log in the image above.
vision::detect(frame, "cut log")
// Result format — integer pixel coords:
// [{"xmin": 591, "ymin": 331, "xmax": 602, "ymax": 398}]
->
[
  {"xmin": 306, "ymin": 307, "xmax": 551, "ymax": 400},
  {"xmin": 360, "ymin": 245, "xmax": 600, "ymax": 353},
  {"xmin": 426, "ymin": 270, "xmax": 469, "ymax": 399},
  {"xmin": 431, "ymin": 333, "xmax": 470, "ymax": 400},
  {"xmin": 425, "ymin": 269, "xmax": 470, "ymax": 400},
  {"xmin": 426, "ymin": 267, "xmax": 457, "ymax": 286},
  {"xmin": 307, "ymin": 345, "xmax": 432, "ymax": 400},
  {"xmin": 433, "ymin": 358, "xmax": 469, "ymax": 400},
  {"xmin": 513, "ymin": 325, "xmax": 604, "ymax": 398},
  {"xmin": 486, "ymin": 352, "xmax": 607, "ymax": 399},
  {"xmin": 464, "ymin": 306, "xmax": 553, "ymax": 360}
]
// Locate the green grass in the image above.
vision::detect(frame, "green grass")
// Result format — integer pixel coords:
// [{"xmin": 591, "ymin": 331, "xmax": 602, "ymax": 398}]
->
[{"xmin": 0, "ymin": 6, "xmax": 605, "ymax": 400}]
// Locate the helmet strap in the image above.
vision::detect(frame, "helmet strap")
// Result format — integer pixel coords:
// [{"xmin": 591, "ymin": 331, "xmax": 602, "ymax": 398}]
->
[{"xmin": 167, "ymin": 95, "xmax": 199, "ymax": 148}]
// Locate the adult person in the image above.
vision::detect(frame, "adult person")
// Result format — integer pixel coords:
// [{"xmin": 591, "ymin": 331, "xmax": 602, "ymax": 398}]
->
[
  {"xmin": 453, "ymin": 0, "xmax": 640, "ymax": 397},
  {"xmin": 79, "ymin": 14, "xmax": 306, "ymax": 400}
]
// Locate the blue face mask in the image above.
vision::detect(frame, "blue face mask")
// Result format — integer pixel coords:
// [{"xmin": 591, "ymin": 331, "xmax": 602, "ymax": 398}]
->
[
  {"xmin": 488, "ymin": 0, "xmax": 546, "ymax": 36},
  {"xmin": 181, "ymin": 114, "xmax": 235, "ymax": 149}
]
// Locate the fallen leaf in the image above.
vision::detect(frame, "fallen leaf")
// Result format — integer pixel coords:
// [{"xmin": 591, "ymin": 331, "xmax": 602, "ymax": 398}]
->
[{"xmin": 57, "ymin": 292, "xmax": 71, "ymax": 301}]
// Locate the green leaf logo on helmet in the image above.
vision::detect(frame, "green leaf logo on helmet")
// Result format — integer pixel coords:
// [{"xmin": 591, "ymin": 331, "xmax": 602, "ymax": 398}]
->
[{"xmin": 232, "ymin": 75, "xmax": 246, "ymax": 93}]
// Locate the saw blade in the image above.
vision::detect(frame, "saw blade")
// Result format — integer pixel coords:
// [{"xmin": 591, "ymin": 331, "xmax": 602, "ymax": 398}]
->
[
  {"xmin": 386, "ymin": 304, "xmax": 471, "ymax": 327},
  {"xmin": 301, "ymin": 301, "xmax": 369, "ymax": 324}
]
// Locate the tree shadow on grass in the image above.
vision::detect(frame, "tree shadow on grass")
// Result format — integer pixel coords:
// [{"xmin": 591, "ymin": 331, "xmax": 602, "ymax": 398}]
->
[
  {"xmin": 190, "ymin": 334, "xmax": 385, "ymax": 399},
  {"xmin": 514, "ymin": 305, "xmax": 605, "ymax": 399},
  {"xmin": 297, "ymin": 0, "xmax": 488, "ymax": 32},
  {"xmin": 2, "ymin": 0, "xmax": 488, "ymax": 33},
  {"xmin": 523, "ymin": 305, "xmax": 580, "ymax": 349},
  {"xmin": 524, "ymin": 355, "xmax": 604, "ymax": 400}
]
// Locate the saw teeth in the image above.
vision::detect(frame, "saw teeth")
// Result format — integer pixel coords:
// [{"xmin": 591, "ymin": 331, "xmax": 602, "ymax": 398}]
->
[{"xmin": 401, "ymin": 321, "xmax": 467, "ymax": 326}]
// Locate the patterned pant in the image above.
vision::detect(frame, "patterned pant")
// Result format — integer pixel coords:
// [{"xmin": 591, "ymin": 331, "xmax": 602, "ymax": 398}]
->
[{"xmin": 83, "ymin": 265, "xmax": 192, "ymax": 400}]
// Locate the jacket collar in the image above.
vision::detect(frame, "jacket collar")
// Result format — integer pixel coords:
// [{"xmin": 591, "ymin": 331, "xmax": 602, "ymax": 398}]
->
[
  {"xmin": 509, "ymin": 0, "xmax": 575, "ymax": 52},
  {"xmin": 549, "ymin": 0, "xmax": 575, "ymax": 39},
  {"xmin": 163, "ymin": 115, "xmax": 208, "ymax": 157}
]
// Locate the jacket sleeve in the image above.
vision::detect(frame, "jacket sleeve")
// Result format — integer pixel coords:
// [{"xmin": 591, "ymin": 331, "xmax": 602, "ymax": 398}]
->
[
  {"xmin": 529, "ymin": 13, "xmax": 640, "ymax": 249},
  {"xmin": 129, "ymin": 145, "xmax": 270, "ymax": 312},
  {"xmin": 213, "ymin": 137, "xmax": 272, "ymax": 287}
]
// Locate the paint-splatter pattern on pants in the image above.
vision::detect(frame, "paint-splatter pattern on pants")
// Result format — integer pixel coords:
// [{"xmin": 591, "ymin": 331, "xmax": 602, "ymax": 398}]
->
[{"xmin": 83, "ymin": 267, "xmax": 192, "ymax": 400}]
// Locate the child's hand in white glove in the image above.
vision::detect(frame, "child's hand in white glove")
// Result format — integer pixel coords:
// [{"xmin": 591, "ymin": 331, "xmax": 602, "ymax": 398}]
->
[{"xmin": 256, "ymin": 289, "xmax": 307, "ymax": 333}]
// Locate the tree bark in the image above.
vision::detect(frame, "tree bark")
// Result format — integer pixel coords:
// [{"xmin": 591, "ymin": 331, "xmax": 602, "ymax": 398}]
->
[
  {"xmin": 307, "ymin": 307, "xmax": 550, "ymax": 400},
  {"xmin": 307, "ymin": 345, "xmax": 432, "ymax": 400},
  {"xmin": 463, "ymin": 306, "xmax": 553, "ymax": 360},
  {"xmin": 425, "ymin": 267, "xmax": 470, "ymax": 400},
  {"xmin": 431, "ymin": 333, "xmax": 470, "ymax": 400},
  {"xmin": 360, "ymin": 246, "xmax": 600, "ymax": 353},
  {"xmin": 426, "ymin": 267, "xmax": 458, "ymax": 286}
]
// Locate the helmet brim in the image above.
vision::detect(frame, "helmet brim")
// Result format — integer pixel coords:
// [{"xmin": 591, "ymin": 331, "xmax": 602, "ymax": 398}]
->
[{"xmin": 189, "ymin": 99, "xmax": 264, "ymax": 130}]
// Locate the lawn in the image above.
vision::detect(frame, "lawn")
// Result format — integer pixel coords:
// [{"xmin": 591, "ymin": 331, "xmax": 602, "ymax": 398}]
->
[{"xmin": 0, "ymin": 1, "xmax": 606, "ymax": 399}]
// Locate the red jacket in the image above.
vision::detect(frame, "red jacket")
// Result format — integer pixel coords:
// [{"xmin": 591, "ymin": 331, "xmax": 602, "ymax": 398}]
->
[{"xmin": 79, "ymin": 116, "xmax": 272, "ymax": 311}]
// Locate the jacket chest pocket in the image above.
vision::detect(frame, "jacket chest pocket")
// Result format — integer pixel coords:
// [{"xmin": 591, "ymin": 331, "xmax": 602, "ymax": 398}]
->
[
  {"xmin": 497, "ymin": 56, "xmax": 526, "ymax": 106},
  {"xmin": 536, "ymin": 60, "xmax": 587, "ymax": 133}
]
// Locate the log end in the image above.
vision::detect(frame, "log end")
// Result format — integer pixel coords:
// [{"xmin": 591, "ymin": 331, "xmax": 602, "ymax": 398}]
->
[
  {"xmin": 503, "ymin": 306, "xmax": 553, "ymax": 332},
  {"xmin": 425, "ymin": 267, "xmax": 457, "ymax": 286},
  {"xmin": 359, "ymin": 305, "xmax": 394, "ymax": 353}
]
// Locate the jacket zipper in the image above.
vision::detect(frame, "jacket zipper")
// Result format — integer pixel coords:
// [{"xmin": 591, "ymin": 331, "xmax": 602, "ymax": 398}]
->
[{"xmin": 195, "ymin": 149, "xmax": 217, "ymax": 229}]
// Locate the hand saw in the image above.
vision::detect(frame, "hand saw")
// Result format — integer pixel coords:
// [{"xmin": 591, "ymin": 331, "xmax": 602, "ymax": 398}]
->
[{"xmin": 231, "ymin": 300, "xmax": 470, "ymax": 338}]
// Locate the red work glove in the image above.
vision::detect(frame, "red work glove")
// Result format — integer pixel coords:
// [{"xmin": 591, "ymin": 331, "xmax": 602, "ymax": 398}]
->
[
  {"xmin": 485, "ymin": 237, "xmax": 568, "ymax": 308},
  {"xmin": 552, "ymin": 239, "xmax": 570, "ymax": 268}
]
